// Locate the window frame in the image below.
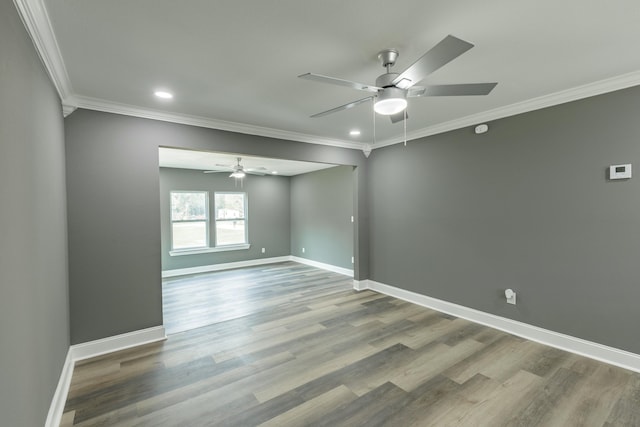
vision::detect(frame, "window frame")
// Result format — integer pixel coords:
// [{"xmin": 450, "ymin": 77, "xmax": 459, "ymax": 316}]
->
[
  {"xmin": 214, "ymin": 191, "xmax": 248, "ymax": 247},
  {"xmin": 169, "ymin": 190, "xmax": 209, "ymax": 252}
]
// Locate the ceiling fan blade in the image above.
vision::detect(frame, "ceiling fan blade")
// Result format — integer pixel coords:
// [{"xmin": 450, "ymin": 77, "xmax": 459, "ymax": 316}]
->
[
  {"xmin": 203, "ymin": 170, "xmax": 227, "ymax": 174},
  {"xmin": 246, "ymin": 171, "xmax": 267, "ymax": 176},
  {"xmin": 392, "ymin": 35, "xmax": 474, "ymax": 89},
  {"xmin": 420, "ymin": 82, "xmax": 498, "ymax": 96},
  {"xmin": 247, "ymin": 167, "xmax": 268, "ymax": 172},
  {"xmin": 390, "ymin": 111, "xmax": 408, "ymax": 124},
  {"xmin": 299, "ymin": 73, "xmax": 381, "ymax": 93},
  {"xmin": 310, "ymin": 96, "xmax": 374, "ymax": 118}
]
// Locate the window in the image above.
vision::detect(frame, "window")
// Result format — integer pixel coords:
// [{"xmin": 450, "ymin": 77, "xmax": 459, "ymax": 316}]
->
[
  {"xmin": 170, "ymin": 191, "xmax": 208, "ymax": 250},
  {"xmin": 214, "ymin": 192, "xmax": 247, "ymax": 246}
]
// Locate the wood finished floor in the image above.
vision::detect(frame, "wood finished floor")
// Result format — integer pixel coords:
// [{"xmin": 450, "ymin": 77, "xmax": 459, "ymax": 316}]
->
[{"xmin": 62, "ymin": 262, "xmax": 640, "ymax": 426}]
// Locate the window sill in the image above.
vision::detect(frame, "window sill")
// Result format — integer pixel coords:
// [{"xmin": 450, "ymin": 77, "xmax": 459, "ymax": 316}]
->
[{"xmin": 170, "ymin": 244, "xmax": 251, "ymax": 256}]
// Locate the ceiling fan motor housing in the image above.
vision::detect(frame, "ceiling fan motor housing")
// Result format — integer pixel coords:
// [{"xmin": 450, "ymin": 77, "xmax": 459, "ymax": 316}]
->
[{"xmin": 375, "ymin": 72, "xmax": 400, "ymax": 88}]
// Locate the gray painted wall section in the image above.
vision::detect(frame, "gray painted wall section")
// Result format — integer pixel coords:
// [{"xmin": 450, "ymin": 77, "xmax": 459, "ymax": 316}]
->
[
  {"xmin": 65, "ymin": 112, "xmax": 164, "ymax": 344},
  {"xmin": 291, "ymin": 166, "xmax": 354, "ymax": 270},
  {"xmin": 160, "ymin": 167, "xmax": 291, "ymax": 270},
  {"xmin": 368, "ymin": 86, "xmax": 640, "ymax": 354},
  {"xmin": 0, "ymin": 2, "xmax": 70, "ymax": 425},
  {"xmin": 65, "ymin": 109, "xmax": 367, "ymax": 343}
]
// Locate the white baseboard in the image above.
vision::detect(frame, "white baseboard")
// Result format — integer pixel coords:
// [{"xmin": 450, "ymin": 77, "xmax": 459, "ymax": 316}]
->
[
  {"xmin": 45, "ymin": 349, "xmax": 74, "ymax": 427},
  {"xmin": 163, "ymin": 255, "xmax": 354, "ymax": 279},
  {"xmin": 353, "ymin": 280, "xmax": 368, "ymax": 291},
  {"xmin": 290, "ymin": 256, "xmax": 353, "ymax": 277},
  {"xmin": 46, "ymin": 326, "xmax": 166, "ymax": 426},
  {"xmin": 70, "ymin": 326, "xmax": 167, "ymax": 362},
  {"xmin": 356, "ymin": 279, "xmax": 640, "ymax": 374},
  {"xmin": 162, "ymin": 256, "xmax": 291, "ymax": 278}
]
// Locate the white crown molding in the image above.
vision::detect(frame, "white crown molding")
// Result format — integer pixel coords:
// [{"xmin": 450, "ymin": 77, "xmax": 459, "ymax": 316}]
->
[
  {"xmin": 16, "ymin": 0, "xmax": 640, "ymax": 152},
  {"xmin": 73, "ymin": 70, "xmax": 640, "ymax": 152},
  {"xmin": 13, "ymin": 0, "xmax": 73, "ymax": 102},
  {"xmin": 72, "ymin": 95, "xmax": 366, "ymax": 151},
  {"xmin": 356, "ymin": 279, "xmax": 640, "ymax": 374},
  {"xmin": 11, "ymin": 0, "xmax": 365, "ymax": 149},
  {"xmin": 62, "ymin": 103, "xmax": 77, "ymax": 117},
  {"xmin": 373, "ymin": 70, "xmax": 640, "ymax": 149}
]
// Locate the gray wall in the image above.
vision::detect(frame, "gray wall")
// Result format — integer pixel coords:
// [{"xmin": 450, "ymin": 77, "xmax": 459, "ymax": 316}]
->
[
  {"xmin": 369, "ymin": 86, "xmax": 640, "ymax": 354},
  {"xmin": 291, "ymin": 166, "xmax": 354, "ymax": 270},
  {"xmin": 65, "ymin": 108, "xmax": 367, "ymax": 343},
  {"xmin": 160, "ymin": 167, "xmax": 291, "ymax": 271},
  {"xmin": 0, "ymin": 2, "xmax": 70, "ymax": 425}
]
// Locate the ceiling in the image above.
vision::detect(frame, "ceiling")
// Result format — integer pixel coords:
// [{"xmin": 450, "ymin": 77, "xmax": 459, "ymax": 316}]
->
[
  {"xmin": 159, "ymin": 148, "xmax": 338, "ymax": 176},
  {"xmin": 20, "ymin": 0, "xmax": 640, "ymax": 150}
]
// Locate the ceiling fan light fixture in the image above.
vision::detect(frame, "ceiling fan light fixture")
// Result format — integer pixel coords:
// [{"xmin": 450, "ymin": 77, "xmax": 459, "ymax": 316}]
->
[
  {"xmin": 374, "ymin": 88, "xmax": 407, "ymax": 115},
  {"xmin": 154, "ymin": 90, "xmax": 173, "ymax": 99},
  {"xmin": 230, "ymin": 170, "xmax": 246, "ymax": 178}
]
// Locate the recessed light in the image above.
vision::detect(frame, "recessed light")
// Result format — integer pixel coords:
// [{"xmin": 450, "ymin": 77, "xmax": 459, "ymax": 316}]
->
[
  {"xmin": 271, "ymin": 171, "xmax": 278, "ymax": 175},
  {"xmin": 154, "ymin": 90, "xmax": 173, "ymax": 99},
  {"xmin": 349, "ymin": 130, "xmax": 361, "ymax": 136}
]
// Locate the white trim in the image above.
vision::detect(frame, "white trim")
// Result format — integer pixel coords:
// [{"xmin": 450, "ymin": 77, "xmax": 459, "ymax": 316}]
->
[
  {"xmin": 14, "ymin": 0, "xmax": 640, "ymax": 151},
  {"xmin": 362, "ymin": 279, "xmax": 640, "ymax": 373},
  {"xmin": 162, "ymin": 256, "xmax": 291, "ymax": 278},
  {"xmin": 290, "ymin": 256, "xmax": 354, "ymax": 277},
  {"xmin": 72, "ymin": 95, "xmax": 366, "ymax": 150},
  {"xmin": 373, "ymin": 71, "xmax": 640, "ymax": 149},
  {"xmin": 44, "ymin": 349, "xmax": 74, "ymax": 427},
  {"xmin": 62, "ymin": 104, "xmax": 77, "ymax": 117},
  {"xmin": 163, "ymin": 255, "xmax": 355, "ymax": 278},
  {"xmin": 170, "ymin": 244, "xmax": 250, "ymax": 257},
  {"xmin": 13, "ymin": 0, "xmax": 74, "ymax": 102},
  {"xmin": 70, "ymin": 326, "xmax": 166, "ymax": 362},
  {"xmin": 45, "ymin": 326, "xmax": 166, "ymax": 426},
  {"xmin": 352, "ymin": 280, "xmax": 368, "ymax": 291},
  {"xmin": 72, "ymin": 70, "xmax": 640, "ymax": 150}
]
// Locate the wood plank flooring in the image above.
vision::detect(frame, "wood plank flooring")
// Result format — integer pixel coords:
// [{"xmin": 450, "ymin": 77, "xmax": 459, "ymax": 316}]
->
[
  {"xmin": 62, "ymin": 262, "xmax": 640, "ymax": 426},
  {"xmin": 162, "ymin": 263, "xmax": 350, "ymax": 334}
]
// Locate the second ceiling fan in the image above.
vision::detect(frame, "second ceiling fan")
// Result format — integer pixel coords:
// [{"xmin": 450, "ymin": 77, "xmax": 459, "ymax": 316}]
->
[
  {"xmin": 204, "ymin": 157, "xmax": 267, "ymax": 179},
  {"xmin": 299, "ymin": 35, "xmax": 497, "ymax": 123}
]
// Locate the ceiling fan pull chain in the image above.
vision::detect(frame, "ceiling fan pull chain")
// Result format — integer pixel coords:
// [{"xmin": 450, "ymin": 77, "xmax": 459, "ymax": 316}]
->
[
  {"xmin": 404, "ymin": 108, "xmax": 407, "ymax": 146},
  {"xmin": 372, "ymin": 102, "xmax": 376, "ymax": 145}
]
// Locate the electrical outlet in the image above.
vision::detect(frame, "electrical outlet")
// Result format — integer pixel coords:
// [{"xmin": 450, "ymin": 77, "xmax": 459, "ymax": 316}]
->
[
  {"xmin": 261, "ymin": 248, "xmax": 265, "ymax": 253},
  {"xmin": 302, "ymin": 247, "xmax": 305, "ymax": 253},
  {"xmin": 505, "ymin": 289, "xmax": 516, "ymax": 305},
  {"xmin": 351, "ymin": 256, "xmax": 354, "ymax": 264}
]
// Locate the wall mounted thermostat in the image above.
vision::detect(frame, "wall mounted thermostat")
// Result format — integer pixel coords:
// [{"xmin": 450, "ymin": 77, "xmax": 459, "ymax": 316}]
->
[{"xmin": 609, "ymin": 164, "xmax": 632, "ymax": 180}]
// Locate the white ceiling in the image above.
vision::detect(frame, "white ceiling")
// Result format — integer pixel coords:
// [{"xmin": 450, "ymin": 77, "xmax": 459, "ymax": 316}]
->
[
  {"xmin": 21, "ymin": 0, "xmax": 640, "ymax": 149},
  {"xmin": 159, "ymin": 148, "xmax": 338, "ymax": 176}
]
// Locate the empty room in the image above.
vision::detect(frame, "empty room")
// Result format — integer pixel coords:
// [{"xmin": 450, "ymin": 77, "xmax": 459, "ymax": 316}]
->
[{"xmin": 2, "ymin": 0, "xmax": 640, "ymax": 426}]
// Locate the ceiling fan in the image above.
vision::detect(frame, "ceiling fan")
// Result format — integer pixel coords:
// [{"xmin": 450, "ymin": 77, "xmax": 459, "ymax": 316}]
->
[
  {"xmin": 203, "ymin": 157, "xmax": 267, "ymax": 178},
  {"xmin": 299, "ymin": 35, "xmax": 497, "ymax": 123}
]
